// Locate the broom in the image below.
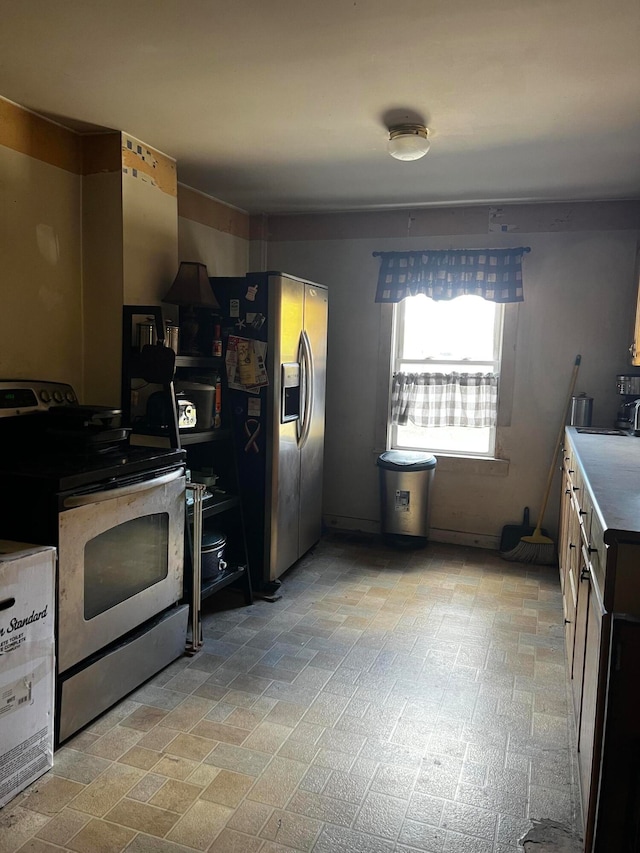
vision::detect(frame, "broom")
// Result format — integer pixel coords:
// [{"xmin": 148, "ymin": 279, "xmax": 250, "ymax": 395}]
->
[{"xmin": 502, "ymin": 354, "xmax": 581, "ymax": 566}]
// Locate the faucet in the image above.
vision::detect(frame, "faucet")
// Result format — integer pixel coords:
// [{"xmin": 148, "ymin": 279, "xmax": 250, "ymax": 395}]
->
[{"xmin": 633, "ymin": 399, "xmax": 640, "ymax": 435}]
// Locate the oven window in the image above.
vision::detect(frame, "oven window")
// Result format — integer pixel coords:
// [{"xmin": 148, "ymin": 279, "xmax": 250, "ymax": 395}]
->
[{"xmin": 84, "ymin": 513, "xmax": 169, "ymax": 619}]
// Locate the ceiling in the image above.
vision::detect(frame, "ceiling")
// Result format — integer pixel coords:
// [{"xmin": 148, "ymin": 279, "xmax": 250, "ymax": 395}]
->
[{"xmin": 1, "ymin": 0, "xmax": 639, "ymax": 215}]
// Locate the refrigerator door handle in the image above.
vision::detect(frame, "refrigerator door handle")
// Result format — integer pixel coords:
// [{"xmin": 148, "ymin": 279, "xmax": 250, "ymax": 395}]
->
[{"xmin": 297, "ymin": 330, "xmax": 313, "ymax": 449}]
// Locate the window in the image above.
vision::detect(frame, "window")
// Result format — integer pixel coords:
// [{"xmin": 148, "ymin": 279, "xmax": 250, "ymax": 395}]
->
[{"xmin": 390, "ymin": 294, "xmax": 504, "ymax": 457}]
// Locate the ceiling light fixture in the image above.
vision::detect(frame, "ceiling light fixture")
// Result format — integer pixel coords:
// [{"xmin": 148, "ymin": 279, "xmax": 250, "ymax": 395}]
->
[{"xmin": 387, "ymin": 124, "xmax": 430, "ymax": 161}]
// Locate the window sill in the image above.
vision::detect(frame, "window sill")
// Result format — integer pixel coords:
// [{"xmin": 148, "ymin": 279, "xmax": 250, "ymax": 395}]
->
[
  {"xmin": 431, "ymin": 453, "xmax": 509, "ymax": 476},
  {"xmin": 375, "ymin": 450, "xmax": 509, "ymax": 477}
]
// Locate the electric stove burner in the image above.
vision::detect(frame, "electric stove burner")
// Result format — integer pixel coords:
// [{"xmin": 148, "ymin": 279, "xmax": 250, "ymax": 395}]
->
[
  {"xmin": 0, "ymin": 380, "xmax": 184, "ymax": 491},
  {"xmin": 43, "ymin": 424, "xmax": 131, "ymax": 452}
]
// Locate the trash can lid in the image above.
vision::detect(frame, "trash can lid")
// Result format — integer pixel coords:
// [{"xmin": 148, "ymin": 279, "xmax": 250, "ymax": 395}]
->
[{"xmin": 376, "ymin": 450, "xmax": 437, "ymax": 471}]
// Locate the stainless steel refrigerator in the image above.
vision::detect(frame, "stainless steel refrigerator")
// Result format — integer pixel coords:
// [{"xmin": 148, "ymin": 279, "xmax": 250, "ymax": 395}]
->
[{"xmin": 210, "ymin": 272, "xmax": 328, "ymax": 594}]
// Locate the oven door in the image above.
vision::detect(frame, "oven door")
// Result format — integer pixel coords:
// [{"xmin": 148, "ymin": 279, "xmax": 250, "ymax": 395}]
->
[{"xmin": 57, "ymin": 468, "xmax": 185, "ymax": 673}]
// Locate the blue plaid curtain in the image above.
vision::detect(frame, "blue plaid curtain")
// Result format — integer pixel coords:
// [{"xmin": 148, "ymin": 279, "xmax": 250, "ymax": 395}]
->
[
  {"xmin": 374, "ymin": 247, "xmax": 529, "ymax": 304},
  {"xmin": 392, "ymin": 372, "xmax": 499, "ymax": 428}
]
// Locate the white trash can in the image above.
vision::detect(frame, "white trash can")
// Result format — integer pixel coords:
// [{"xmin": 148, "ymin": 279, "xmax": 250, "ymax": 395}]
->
[{"xmin": 377, "ymin": 450, "xmax": 437, "ymax": 546}]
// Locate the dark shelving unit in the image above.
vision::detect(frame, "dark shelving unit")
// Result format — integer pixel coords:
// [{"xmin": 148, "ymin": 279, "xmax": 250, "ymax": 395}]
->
[{"xmin": 121, "ymin": 305, "xmax": 253, "ymax": 652}]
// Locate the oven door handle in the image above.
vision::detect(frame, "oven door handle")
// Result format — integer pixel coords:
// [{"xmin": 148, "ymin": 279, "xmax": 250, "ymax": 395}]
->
[{"xmin": 62, "ymin": 469, "xmax": 183, "ymax": 508}]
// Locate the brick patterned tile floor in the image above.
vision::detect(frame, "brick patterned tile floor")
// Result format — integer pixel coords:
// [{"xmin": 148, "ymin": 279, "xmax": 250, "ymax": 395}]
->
[{"xmin": 1, "ymin": 533, "xmax": 583, "ymax": 852}]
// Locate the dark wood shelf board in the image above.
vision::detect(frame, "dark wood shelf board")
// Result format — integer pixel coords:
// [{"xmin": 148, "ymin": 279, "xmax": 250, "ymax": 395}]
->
[
  {"xmin": 130, "ymin": 428, "xmax": 230, "ymax": 447},
  {"xmin": 180, "ymin": 428, "xmax": 230, "ymax": 445},
  {"xmin": 203, "ymin": 496, "xmax": 240, "ymax": 517},
  {"xmin": 175, "ymin": 356, "xmax": 223, "ymax": 369},
  {"xmin": 188, "ymin": 495, "xmax": 240, "ymax": 519},
  {"xmin": 201, "ymin": 566, "xmax": 247, "ymax": 600},
  {"xmin": 125, "ymin": 353, "xmax": 222, "ymax": 379}
]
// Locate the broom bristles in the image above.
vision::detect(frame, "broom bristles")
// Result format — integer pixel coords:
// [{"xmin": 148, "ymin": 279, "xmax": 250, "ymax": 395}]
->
[{"xmin": 501, "ymin": 534, "xmax": 556, "ymax": 566}]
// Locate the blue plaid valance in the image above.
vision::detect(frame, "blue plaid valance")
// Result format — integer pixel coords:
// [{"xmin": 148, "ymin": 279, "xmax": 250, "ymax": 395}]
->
[{"xmin": 374, "ymin": 247, "xmax": 530, "ymax": 304}]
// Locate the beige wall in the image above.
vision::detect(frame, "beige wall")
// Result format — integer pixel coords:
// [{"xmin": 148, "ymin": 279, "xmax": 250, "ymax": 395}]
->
[
  {"xmin": 82, "ymin": 132, "xmax": 179, "ymax": 405},
  {"xmin": 264, "ymin": 203, "xmax": 640, "ymax": 547},
  {"xmin": 121, "ymin": 135, "xmax": 178, "ymax": 306},
  {"xmin": 82, "ymin": 170, "xmax": 124, "ymax": 405},
  {"xmin": 178, "ymin": 217, "xmax": 249, "ymax": 277},
  {"xmin": 0, "ymin": 96, "xmax": 248, "ymax": 409},
  {"xmin": 177, "ymin": 184, "xmax": 250, "ymax": 276},
  {"xmin": 0, "ymin": 141, "xmax": 83, "ymax": 390}
]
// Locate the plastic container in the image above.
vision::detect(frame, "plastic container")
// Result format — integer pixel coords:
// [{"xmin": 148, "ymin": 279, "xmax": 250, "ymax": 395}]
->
[{"xmin": 377, "ymin": 450, "xmax": 437, "ymax": 546}]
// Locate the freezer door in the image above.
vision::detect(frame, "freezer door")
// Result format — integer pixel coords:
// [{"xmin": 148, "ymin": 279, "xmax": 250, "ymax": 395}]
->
[
  {"xmin": 299, "ymin": 283, "xmax": 328, "ymax": 558},
  {"xmin": 268, "ymin": 275, "xmax": 304, "ymax": 580}
]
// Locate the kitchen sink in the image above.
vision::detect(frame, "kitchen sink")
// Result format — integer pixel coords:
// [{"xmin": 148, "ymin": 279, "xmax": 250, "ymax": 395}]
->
[{"xmin": 576, "ymin": 427, "xmax": 630, "ymax": 435}]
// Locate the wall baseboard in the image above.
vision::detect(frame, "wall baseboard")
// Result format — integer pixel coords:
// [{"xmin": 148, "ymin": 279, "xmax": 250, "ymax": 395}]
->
[
  {"xmin": 429, "ymin": 528, "xmax": 500, "ymax": 551},
  {"xmin": 323, "ymin": 515, "xmax": 380, "ymax": 536},
  {"xmin": 322, "ymin": 515, "xmax": 499, "ymax": 551}
]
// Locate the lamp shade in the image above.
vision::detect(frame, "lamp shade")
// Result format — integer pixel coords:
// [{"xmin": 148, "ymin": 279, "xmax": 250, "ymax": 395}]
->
[
  {"xmin": 164, "ymin": 262, "xmax": 220, "ymax": 309},
  {"xmin": 388, "ymin": 124, "xmax": 430, "ymax": 161}
]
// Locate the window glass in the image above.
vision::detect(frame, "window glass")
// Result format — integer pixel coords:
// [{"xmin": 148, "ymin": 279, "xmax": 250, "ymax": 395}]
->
[
  {"xmin": 84, "ymin": 513, "xmax": 169, "ymax": 619},
  {"xmin": 391, "ymin": 294, "xmax": 503, "ymax": 457},
  {"xmin": 401, "ymin": 295, "xmax": 498, "ymax": 362}
]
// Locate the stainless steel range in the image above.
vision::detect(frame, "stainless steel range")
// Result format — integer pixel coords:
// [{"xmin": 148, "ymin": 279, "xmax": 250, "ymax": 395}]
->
[{"xmin": 0, "ymin": 380, "xmax": 189, "ymax": 744}]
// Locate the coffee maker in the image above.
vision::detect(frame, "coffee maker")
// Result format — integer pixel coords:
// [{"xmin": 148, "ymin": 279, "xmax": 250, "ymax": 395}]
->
[{"xmin": 615, "ymin": 375, "xmax": 640, "ymax": 429}]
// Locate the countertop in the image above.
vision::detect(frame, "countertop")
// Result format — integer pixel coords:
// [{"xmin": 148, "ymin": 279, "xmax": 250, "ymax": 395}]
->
[{"xmin": 566, "ymin": 426, "xmax": 640, "ymax": 543}]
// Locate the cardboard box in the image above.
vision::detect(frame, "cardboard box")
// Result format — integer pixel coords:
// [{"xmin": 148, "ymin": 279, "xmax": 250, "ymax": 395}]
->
[{"xmin": 0, "ymin": 541, "xmax": 56, "ymax": 809}]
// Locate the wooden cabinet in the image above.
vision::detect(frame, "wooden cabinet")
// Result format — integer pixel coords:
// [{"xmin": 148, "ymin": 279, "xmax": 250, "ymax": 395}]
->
[
  {"xmin": 121, "ymin": 306, "xmax": 252, "ymax": 651},
  {"xmin": 576, "ymin": 578, "xmax": 602, "ymax": 812},
  {"xmin": 559, "ymin": 428, "xmax": 640, "ymax": 851},
  {"xmin": 558, "ymin": 452, "xmax": 580, "ymax": 662}
]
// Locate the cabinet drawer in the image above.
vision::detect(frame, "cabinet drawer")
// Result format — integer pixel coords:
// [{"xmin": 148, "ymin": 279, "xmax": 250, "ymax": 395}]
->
[
  {"xmin": 588, "ymin": 511, "xmax": 606, "ymax": 596},
  {"xmin": 562, "ymin": 444, "xmax": 576, "ymax": 478},
  {"xmin": 578, "ymin": 488, "xmax": 593, "ymax": 548},
  {"xmin": 565, "ymin": 454, "xmax": 590, "ymax": 540}
]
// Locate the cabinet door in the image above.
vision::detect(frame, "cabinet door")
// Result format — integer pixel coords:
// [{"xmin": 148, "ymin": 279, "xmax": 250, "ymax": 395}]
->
[
  {"xmin": 558, "ymin": 467, "xmax": 572, "ymax": 595},
  {"xmin": 564, "ymin": 507, "xmax": 581, "ymax": 670},
  {"xmin": 578, "ymin": 582, "xmax": 603, "ymax": 836},
  {"xmin": 571, "ymin": 549, "xmax": 590, "ymax": 728}
]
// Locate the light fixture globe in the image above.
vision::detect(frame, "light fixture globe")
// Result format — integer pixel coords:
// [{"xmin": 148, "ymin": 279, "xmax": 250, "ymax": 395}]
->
[{"xmin": 388, "ymin": 124, "xmax": 430, "ymax": 161}]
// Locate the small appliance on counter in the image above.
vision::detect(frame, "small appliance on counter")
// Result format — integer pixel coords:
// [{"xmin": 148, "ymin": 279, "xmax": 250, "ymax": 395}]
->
[
  {"xmin": 615, "ymin": 374, "xmax": 640, "ymax": 430},
  {"xmin": 174, "ymin": 381, "xmax": 217, "ymax": 431},
  {"xmin": 146, "ymin": 389, "xmax": 197, "ymax": 431}
]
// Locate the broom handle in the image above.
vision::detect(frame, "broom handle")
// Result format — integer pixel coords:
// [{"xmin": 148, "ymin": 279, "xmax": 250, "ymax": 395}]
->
[{"xmin": 533, "ymin": 354, "xmax": 581, "ymax": 533}]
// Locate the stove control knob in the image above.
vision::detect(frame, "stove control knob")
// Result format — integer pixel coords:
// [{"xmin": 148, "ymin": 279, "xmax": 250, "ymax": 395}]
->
[
  {"xmin": 65, "ymin": 390, "xmax": 75, "ymax": 403},
  {"xmin": 39, "ymin": 389, "xmax": 51, "ymax": 403},
  {"xmin": 53, "ymin": 390, "xmax": 64, "ymax": 403}
]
